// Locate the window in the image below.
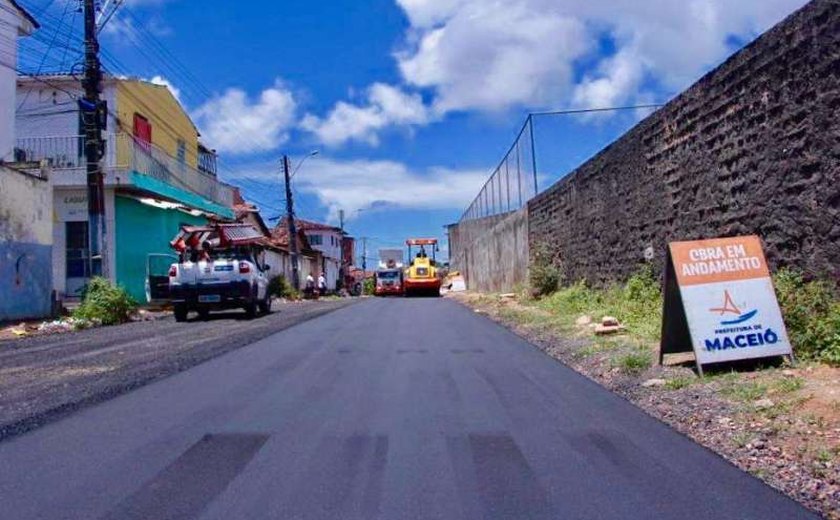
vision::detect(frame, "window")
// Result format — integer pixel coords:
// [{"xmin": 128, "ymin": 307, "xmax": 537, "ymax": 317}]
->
[
  {"xmin": 133, "ymin": 113, "xmax": 152, "ymax": 151},
  {"xmin": 176, "ymin": 139, "xmax": 186, "ymax": 164},
  {"xmin": 308, "ymin": 234, "xmax": 322, "ymax": 245},
  {"xmin": 66, "ymin": 222, "xmax": 90, "ymax": 278}
]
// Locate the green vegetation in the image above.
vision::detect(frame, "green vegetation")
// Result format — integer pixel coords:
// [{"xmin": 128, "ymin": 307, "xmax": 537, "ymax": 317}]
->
[
  {"xmin": 720, "ymin": 380, "xmax": 767, "ymax": 402},
  {"xmin": 363, "ymin": 277, "xmax": 376, "ymax": 296},
  {"xmin": 665, "ymin": 376, "xmax": 694, "ymax": 390},
  {"xmin": 528, "ymin": 244, "xmax": 561, "ymax": 297},
  {"xmin": 268, "ymin": 275, "xmax": 300, "ymax": 300},
  {"xmin": 535, "ymin": 266, "xmax": 663, "ymax": 341},
  {"xmin": 73, "ymin": 277, "xmax": 137, "ymax": 326},
  {"xmin": 770, "ymin": 376, "xmax": 804, "ymax": 394},
  {"xmin": 613, "ymin": 348, "xmax": 653, "ymax": 375},
  {"xmin": 773, "ymin": 268, "xmax": 840, "ymax": 365}
]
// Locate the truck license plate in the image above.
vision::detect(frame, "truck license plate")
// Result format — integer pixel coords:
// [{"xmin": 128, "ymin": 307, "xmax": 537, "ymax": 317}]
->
[{"xmin": 199, "ymin": 294, "xmax": 221, "ymax": 303}]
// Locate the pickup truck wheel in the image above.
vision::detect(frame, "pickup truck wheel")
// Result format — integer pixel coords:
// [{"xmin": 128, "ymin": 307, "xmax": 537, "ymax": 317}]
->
[
  {"xmin": 258, "ymin": 296, "xmax": 271, "ymax": 315},
  {"xmin": 174, "ymin": 305, "xmax": 188, "ymax": 322},
  {"xmin": 244, "ymin": 302, "xmax": 257, "ymax": 319}
]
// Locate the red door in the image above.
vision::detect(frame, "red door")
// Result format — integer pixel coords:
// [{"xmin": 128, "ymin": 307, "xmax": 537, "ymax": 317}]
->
[{"xmin": 133, "ymin": 113, "xmax": 152, "ymax": 151}]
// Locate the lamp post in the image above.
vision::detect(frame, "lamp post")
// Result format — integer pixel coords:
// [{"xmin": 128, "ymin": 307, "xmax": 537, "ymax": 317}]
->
[{"xmin": 283, "ymin": 150, "xmax": 319, "ymax": 291}]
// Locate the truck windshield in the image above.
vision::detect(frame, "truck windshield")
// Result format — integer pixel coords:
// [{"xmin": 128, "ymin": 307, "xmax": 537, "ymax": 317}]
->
[{"xmin": 377, "ymin": 271, "xmax": 400, "ymax": 279}]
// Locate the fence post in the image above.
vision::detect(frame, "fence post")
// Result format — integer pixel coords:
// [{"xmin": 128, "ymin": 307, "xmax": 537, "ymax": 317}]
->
[{"xmin": 528, "ymin": 114, "xmax": 538, "ymax": 197}]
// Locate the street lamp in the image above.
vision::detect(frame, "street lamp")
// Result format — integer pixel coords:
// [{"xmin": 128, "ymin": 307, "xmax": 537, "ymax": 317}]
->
[{"xmin": 291, "ymin": 150, "xmax": 319, "ymax": 179}]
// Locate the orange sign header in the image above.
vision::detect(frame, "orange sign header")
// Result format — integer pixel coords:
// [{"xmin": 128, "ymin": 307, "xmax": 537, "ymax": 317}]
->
[{"xmin": 669, "ymin": 235, "xmax": 769, "ymax": 287}]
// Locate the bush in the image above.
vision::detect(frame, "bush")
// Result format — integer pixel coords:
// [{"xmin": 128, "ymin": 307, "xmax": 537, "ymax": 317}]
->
[
  {"xmin": 73, "ymin": 277, "xmax": 137, "ymax": 326},
  {"xmin": 529, "ymin": 244, "xmax": 561, "ymax": 297},
  {"xmin": 363, "ymin": 277, "xmax": 375, "ymax": 296},
  {"xmin": 268, "ymin": 275, "xmax": 300, "ymax": 300},
  {"xmin": 538, "ymin": 266, "xmax": 663, "ymax": 341},
  {"xmin": 773, "ymin": 268, "xmax": 840, "ymax": 365}
]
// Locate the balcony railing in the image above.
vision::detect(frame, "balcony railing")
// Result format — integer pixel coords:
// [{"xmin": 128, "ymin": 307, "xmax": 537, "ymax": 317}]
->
[{"xmin": 14, "ymin": 134, "xmax": 234, "ymax": 208}]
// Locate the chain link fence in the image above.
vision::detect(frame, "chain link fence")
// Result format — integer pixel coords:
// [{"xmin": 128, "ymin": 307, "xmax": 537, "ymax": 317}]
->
[{"xmin": 459, "ymin": 115, "xmax": 538, "ymax": 222}]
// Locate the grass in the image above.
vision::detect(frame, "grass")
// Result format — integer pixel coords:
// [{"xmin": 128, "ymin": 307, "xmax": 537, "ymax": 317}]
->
[
  {"xmin": 665, "ymin": 376, "xmax": 694, "ymax": 390},
  {"xmin": 732, "ymin": 431, "xmax": 752, "ymax": 448},
  {"xmin": 770, "ymin": 376, "xmax": 804, "ymax": 395},
  {"xmin": 720, "ymin": 380, "xmax": 768, "ymax": 402},
  {"xmin": 534, "ymin": 267, "xmax": 662, "ymax": 342},
  {"xmin": 613, "ymin": 349, "xmax": 653, "ymax": 375}
]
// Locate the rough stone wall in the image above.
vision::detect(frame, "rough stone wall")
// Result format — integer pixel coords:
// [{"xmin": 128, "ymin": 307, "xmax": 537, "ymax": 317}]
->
[
  {"xmin": 449, "ymin": 209, "xmax": 529, "ymax": 293},
  {"xmin": 528, "ymin": 0, "xmax": 840, "ymax": 286}
]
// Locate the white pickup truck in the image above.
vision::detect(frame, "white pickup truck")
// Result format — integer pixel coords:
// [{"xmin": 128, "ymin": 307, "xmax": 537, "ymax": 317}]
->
[{"xmin": 168, "ymin": 224, "xmax": 272, "ymax": 321}]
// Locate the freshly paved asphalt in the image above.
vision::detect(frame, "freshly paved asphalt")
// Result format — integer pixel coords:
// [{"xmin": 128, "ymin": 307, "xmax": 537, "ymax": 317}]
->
[{"xmin": 0, "ymin": 298, "xmax": 818, "ymax": 519}]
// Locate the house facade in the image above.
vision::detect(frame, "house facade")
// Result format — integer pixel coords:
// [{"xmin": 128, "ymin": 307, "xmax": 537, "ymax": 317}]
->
[
  {"xmin": 15, "ymin": 75, "xmax": 233, "ymax": 303},
  {"xmin": 283, "ymin": 218, "xmax": 342, "ymax": 291},
  {"xmin": 0, "ymin": 1, "xmax": 52, "ymax": 321}
]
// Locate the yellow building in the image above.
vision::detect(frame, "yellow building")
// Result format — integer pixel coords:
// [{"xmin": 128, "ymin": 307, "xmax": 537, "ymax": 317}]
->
[
  {"xmin": 15, "ymin": 74, "xmax": 233, "ymax": 303},
  {"xmin": 114, "ymin": 79, "xmax": 201, "ymax": 170}
]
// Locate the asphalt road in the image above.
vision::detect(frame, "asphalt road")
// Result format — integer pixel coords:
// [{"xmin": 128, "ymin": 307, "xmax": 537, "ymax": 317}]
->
[
  {"xmin": 0, "ymin": 299, "xmax": 356, "ymax": 441},
  {"xmin": 0, "ymin": 298, "xmax": 818, "ymax": 519}
]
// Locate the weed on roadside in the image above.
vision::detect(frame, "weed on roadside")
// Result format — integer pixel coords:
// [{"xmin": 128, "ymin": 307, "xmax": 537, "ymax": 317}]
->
[
  {"xmin": 665, "ymin": 376, "xmax": 695, "ymax": 390},
  {"xmin": 721, "ymin": 380, "xmax": 768, "ymax": 402},
  {"xmin": 613, "ymin": 349, "xmax": 653, "ymax": 375}
]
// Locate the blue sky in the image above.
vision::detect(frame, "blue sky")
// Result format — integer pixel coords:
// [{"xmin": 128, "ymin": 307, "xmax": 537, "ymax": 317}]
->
[{"xmin": 19, "ymin": 0, "xmax": 808, "ymax": 262}]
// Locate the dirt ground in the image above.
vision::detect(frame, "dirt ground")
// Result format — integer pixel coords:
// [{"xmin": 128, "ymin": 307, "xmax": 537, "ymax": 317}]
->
[{"xmin": 453, "ymin": 291, "xmax": 839, "ymax": 520}]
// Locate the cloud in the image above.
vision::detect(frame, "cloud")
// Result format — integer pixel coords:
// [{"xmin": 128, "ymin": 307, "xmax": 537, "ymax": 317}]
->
[
  {"xmin": 233, "ymin": 156, "xmax": 489, "ymax": 221},
  {"xmin": 302, "ymin": 0, "xmax": 806, "ymax": 149},
  {"xmin": 148, "ymin": 75, "xmax": 181, "ymax": 102},
  {"xmin": 192, "ymin": 80, "xmax": 297, "ymax": 155},
  {"xmin": 397, "ymin": 1, "xmax": 591, "ymax": 113},
  {"xmin": 395, "ymin": 0, "xmax": 808, "ymax": 112},
  {"xmin": 301, "ymin": 83, "xmax": 431, "ymax": 147}
]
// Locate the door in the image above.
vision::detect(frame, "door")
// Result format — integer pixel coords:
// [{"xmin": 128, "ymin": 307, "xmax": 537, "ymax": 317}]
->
[
  {"xmin": 65, "ymin": 221, "xmax": 90, "ymax": 298},
  {"xmin": 145, "ymin": 254, "xmax": 178, "ymax": 304}
]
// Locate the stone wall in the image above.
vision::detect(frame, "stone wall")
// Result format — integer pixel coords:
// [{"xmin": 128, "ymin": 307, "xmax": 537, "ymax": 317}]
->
[
  {"xmin": 449, "ymin": 209, "xmax": 529, "ymax": 293},
  {"xmin": 528, "ymin": 0, "xmax": 840, "ymax": 286}
]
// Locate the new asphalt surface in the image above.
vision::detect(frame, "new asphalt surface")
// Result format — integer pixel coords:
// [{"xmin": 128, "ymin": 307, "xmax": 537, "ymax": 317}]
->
[{"xmin": 0, "ymin": 298, "xmax": 819, "ymax": 519}]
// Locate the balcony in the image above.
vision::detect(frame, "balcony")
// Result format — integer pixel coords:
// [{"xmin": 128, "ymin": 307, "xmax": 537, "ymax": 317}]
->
[{"xmin": 14, "ymin": 133, "xmax": 234, "ymax": 210}]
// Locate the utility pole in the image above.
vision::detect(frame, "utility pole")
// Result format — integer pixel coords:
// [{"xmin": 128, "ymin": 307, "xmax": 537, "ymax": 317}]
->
[
  {"xmin": 283, "ymin": 155, "xmax": 300, "ymax": 291},
  {"xmin": 360, "ymin": 237, "xmax": 368, "ymax": 274},
  {"xmin": 338, "ymin": 209, "xmax": 345, "ymax": 290},
  {"xmin": 82, "ymin": 0, "xmax": 107, "ymax": 278}
]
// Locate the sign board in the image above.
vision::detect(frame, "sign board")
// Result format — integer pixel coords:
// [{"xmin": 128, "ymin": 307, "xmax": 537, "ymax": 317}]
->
[
  {"xmin": 54, "ymin": 190, "xmax": 88, "ymax": 221},
  {"xmin": 660, "ymin": 235, "xmax": 792, "ymax": 374}
]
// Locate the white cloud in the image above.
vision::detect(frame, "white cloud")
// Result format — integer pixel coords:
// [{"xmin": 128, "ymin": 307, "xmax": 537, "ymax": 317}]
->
[
  {"xmin": 301, "ymin": 83, "xmax": 431, "ymax": 147},
  {"xmin": 148, "ymin": 75, "xmax": 181, "ymax": 102},
  {"xmin": 303, "ymin": 0, "xmax": 806, "ymax": 148},
  {"xmin": 193, "ymin": 80, "xmax": 297, "ymax": 155},
  {"xmin": 397, "ymin": 0, "xmax": 591, "ymax": 113},
  {"xmin": 234, "ymin": 156, "xmax": 488, "ymax": 221},
  {"xmin": 395, "ymin": 0, "xmax": 808, "ymax": 112}
]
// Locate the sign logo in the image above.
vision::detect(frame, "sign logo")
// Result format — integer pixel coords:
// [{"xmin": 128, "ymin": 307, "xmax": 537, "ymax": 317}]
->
[{"xmin": 709, "ymin": 290, "xmax": 758, "ymax": 325}]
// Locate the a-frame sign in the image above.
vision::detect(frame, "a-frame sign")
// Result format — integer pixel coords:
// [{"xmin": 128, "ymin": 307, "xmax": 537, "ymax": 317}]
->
[{"xmin": 659, "ymin": 235, "xmax": 793, "ymax": 375}]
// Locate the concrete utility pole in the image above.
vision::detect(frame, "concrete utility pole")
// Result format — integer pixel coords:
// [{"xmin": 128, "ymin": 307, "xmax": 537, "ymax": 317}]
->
[
  {"xmin": 83, "ymin": 0, "xmax": 107, "ymax": 278},
  {"xmin": 338, "ymin": 209, "xmax": 345, "ymax": 289},
  {"xmin": 283, "ymin": 155, "xmax": 300, "ymax": 290}
]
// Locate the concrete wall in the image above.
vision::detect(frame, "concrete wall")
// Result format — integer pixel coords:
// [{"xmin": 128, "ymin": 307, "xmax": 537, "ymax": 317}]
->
[
  {"xmin": 1, "ymin": 0, "xmax": 36, "ymax": 161},
  {"xmin": 450, "ymin": 208, "xmax": 529, "ymax": 293},
  {"xmin": 0, "ymin": 167, "xmax": 53, "ymax": 320},
  {"xmin": 528, "ymin": 0, "xmax": 840, "ymax": 286}
]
